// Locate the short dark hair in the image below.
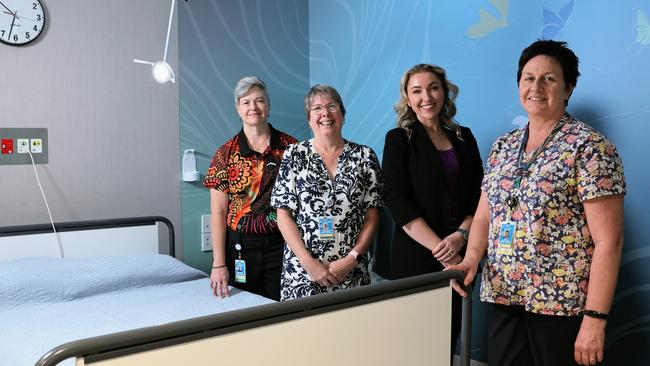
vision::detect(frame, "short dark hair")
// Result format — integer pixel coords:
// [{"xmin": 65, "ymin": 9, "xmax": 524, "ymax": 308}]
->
[{"xmin": 517, "ymin": 40, "xmax": 580, "ymax": 89}]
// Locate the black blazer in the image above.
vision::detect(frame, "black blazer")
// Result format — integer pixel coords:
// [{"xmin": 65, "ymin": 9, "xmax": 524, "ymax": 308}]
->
[{"xmin": 376, "ymin": 121, "xmax": 483, "ymax": 279}]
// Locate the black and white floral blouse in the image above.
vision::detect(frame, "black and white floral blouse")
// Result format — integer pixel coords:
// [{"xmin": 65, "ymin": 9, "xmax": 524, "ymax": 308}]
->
[{"xmin": 271, "ymin": 139, "xmax": 383, "ymax": 300}]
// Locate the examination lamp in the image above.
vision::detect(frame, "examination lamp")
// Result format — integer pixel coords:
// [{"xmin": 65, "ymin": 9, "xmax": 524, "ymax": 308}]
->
[{"xmin": 133, "ymin": 0, "xmax": 176, "ymax": 84}]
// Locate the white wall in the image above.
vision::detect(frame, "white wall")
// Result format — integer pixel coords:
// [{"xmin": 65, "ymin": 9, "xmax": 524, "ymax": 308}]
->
[{"xmin": 0, "ymin": 0, "xmax": 181, "ymax": 256}]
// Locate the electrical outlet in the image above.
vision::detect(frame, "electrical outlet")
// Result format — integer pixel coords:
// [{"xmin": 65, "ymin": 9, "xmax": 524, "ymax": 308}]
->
[
  {"xmin": 0, "ymin": 128, "xmax": 48, "ymax": 165},
  {"xmin": 201, "ymin": 214, "xmax": 211, "ymax": 233},
  {"xmin": 17, "ymin": 139, "xmax": 29, "ymax": 153},
  {"xmin": 201, "ymin": 233, "xmax": 212, "ymax": 252},
  {"xmin": 30, "ymin": 138, "xmax": 43, "ymax": 153}
]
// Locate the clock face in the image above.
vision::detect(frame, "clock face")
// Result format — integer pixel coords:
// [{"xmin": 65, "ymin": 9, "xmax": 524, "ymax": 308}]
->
[{"xmin": 0, "ymin": 0, "xmax": 46, "ymax": 46}]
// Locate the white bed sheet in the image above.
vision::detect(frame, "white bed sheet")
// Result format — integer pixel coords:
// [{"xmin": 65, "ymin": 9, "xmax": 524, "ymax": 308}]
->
[{"xmin": 0, "ymin": 255, "xmax": 274, "ymax": 366}]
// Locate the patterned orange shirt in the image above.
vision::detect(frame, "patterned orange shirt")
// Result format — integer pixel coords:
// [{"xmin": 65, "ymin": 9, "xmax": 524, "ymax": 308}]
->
[{"xmin": 204, "ymin": 126, "xmax": 297, "ymax": 234}]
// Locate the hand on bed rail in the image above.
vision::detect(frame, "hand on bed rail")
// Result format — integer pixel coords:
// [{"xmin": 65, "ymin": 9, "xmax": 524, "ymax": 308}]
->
[
  {"xmin": 211, "ymin": 266, "xmax": 230, "ymax": 298},
  {"xmin": 445, "ymin": 258, "xmax": 479, "ymax": 298}
]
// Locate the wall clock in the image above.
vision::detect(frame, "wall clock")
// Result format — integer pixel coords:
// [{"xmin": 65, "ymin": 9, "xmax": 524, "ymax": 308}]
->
[{"xmin": 0, "ymin": 0, "xmax": 45, "ymax": 46}]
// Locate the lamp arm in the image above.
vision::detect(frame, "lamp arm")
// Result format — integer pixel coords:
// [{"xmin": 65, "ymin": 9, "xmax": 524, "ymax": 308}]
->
[{"xmin": 163, "ymin": 0, "xmax": 175, "ymax": 63}]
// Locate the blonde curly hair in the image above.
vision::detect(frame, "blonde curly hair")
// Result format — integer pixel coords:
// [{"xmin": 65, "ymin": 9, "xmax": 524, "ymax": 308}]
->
[{"xmin": 395, "ymin": 64, "xmax": 462, "ymax": 140}]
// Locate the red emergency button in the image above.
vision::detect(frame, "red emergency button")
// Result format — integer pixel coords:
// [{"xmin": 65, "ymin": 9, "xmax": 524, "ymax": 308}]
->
[{"xmin": 1, "ymin": 138, "xmax": 14, "ymax": 154}]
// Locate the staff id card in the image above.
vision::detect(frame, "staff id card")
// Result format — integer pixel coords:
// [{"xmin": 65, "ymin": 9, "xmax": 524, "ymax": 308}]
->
[
  {"xmin": 497, "ymin": 222, "xmax": 516, "ymax": 255},
  {"xmin": 318, "ymin": 216, "xmax": 335, "ymax": 240},
  {"xmin": 234, "ymin": 259, "xmax": 246, "ymax": 283}
]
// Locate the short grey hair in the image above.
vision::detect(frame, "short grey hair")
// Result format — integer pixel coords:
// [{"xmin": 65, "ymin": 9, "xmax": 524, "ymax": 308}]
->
[
  {"xmin": 234, "ymin": 76, "xmax": 270, "ymax": 106},
  {"xmin": 303, "ymin": 84, "xmax": 346, "ymax": 119}
]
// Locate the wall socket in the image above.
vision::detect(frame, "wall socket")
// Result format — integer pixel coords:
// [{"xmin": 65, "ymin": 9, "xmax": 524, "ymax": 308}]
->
[
  {"xmin": 201, "ymin": 214, "xmax": 211, "ymax": 233},
  {"xmin": 0, "ymin": 128, "xmax": 48, "ymax": 165},
  {"xmin": 201, "ymin": 233, "xmax": 212, "ymax": 252}
]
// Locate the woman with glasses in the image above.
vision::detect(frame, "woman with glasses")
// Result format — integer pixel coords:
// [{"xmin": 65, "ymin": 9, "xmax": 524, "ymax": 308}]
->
[
  {"xmin": 271, "ymin": 84, "xmax": 383, "ymax": 300},
  {"xmin": 204, "ymin": 76, "xmax": 297, "ymax": 301},
  {"xmin": 379, "ymin": 64, "xmax": 484, "ymax": 360}
]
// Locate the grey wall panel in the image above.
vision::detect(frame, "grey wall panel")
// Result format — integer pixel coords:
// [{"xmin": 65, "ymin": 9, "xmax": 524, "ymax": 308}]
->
[{"xmin": 0, "ymin": 0, "xmax": 181, "ymax": 256}]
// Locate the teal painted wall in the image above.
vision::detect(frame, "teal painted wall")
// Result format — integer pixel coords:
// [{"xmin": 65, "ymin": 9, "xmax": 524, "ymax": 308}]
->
[{"xmin": 179, "ymin": 0, "xmax": 311, "ymax": 274}]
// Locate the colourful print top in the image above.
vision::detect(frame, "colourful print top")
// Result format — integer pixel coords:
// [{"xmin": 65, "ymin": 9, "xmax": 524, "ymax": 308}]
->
[
  {"xmin": 480, "ymin": 114, "xmax": 626, "ymax": 316},
  {"xmin": 204, "ymin": 126, "xmax": 297, "ymax": 234}
]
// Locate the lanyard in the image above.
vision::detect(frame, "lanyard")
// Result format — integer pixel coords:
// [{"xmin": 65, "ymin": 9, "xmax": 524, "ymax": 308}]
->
[{"xmin": 513, "ymin": 114, "xmax": 568, "ymax": 188}]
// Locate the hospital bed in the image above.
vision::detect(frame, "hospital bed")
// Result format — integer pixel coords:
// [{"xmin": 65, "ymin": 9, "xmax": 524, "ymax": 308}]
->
[
  {"xmin": 1, "ymin": 217, "xmax": 472, "ymax": 366},
  {"xmin": 0, "ymin": 217, "xmax": 274, "ymax": 366}
]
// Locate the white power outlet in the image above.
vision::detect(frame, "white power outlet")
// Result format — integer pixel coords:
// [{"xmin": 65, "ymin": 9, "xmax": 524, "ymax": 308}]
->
[
  {"xmin": 201, "ymin": 233, "xmax": 212, "ymax": 252},
  {"xmin": 201, "ymin": 214, "xmax": 211, "ymax": 233},
  {"xmin": 17, "ymin": 139, "xmax": 29, "ymax": 153},
  {"xmin": 30, "ymin": 138, "xmax": 43, "ymax": 153}
]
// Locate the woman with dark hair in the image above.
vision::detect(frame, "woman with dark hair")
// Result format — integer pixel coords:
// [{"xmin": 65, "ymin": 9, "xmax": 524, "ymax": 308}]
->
[
  {"xmin": 204, "ymin": 76, "xmax": 297, "ymax": 301},
  {"xmin": 449, "ymin": 40, "xmax": 626, "ymax": 366},
  {"xmin": 379, "ymin": 64, "xmax": 484, "ymax": 359},
  {"xmin": 271, "ymin": 84, "xmax": 383, "ymax": 300}
]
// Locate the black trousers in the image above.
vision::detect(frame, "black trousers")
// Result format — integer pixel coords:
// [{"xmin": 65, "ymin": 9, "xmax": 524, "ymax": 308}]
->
[
  {"xmin": 225, "ymin": 229, "xmax": 284, "ymax": 301},
  {"xmin": 488, "ymin": 303, "xmax": 584, "ymax": 366}
]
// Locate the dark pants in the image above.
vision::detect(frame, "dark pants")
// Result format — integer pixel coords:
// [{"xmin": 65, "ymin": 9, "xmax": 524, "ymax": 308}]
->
[
  {"xmin": 226, "ymin": 229, "xmax": 284, "ymax": 301},
  {"xmin": 488, "ymin": 303, "xmax": 584, "ymax": 366}
]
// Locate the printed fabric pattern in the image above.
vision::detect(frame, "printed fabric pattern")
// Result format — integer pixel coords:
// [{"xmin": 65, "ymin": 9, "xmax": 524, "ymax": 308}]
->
[
  {"xmin": 480, "ymin": 114, "xmax": 626, "ymax": 315},
  {"xmin": 271, "ymin": 139, "xmax": 383, "ymax": 300},
  {"xmin": 204, "ymin": 129, "xmax": 297, "ymax": 234}
]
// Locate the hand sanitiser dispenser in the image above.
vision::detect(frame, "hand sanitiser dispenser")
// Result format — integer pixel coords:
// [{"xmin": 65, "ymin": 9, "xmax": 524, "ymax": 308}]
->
[{"xmin": 182, "ymin": 149, "xmax": 200, "ymax": 182}]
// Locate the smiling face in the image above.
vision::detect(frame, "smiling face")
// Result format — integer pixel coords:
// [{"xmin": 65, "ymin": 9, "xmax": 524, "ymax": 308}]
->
[
  {"xmin": 406, "ymin": 71, "xmax": 445, "ymax": 125},
  {"xmin": 308, "ymin": 93, "xmax": 344, "ymax": 140},
  {"xmin": 519, "ymin": 55, "xmax": 573, "ymax": 122},
  {"xmin": 236, "ymin": 86, "xmax": 269, "ymax": 127}
]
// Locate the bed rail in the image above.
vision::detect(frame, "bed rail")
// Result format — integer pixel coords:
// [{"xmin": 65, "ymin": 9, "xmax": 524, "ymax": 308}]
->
[
  {"xmin": 0, "ymin": 216, "xmax": 175, "ymax": 256},
  {"xmin": 36, "ymin": 270, "xmax": 472, "ymax": 366}
]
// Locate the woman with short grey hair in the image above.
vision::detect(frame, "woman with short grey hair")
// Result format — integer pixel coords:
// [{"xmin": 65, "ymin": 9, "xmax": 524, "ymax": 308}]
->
[
  {"xmin": 204, "ymin": 76, "xmax": 297, "ymax": 301},
  {"xmin": 271, "ymin": 84, "xmax": 383, "ymax": 300}
]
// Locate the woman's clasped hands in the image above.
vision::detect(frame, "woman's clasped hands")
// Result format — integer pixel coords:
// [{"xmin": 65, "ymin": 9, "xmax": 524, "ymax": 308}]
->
[{"xmin": 303, "ymin": 255, "xmax": 356, "ymax": 288}]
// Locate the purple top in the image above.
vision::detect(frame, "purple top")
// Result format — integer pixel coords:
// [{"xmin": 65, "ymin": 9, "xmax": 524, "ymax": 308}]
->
[{"xmin": 439, "ymin": 147, "xmax": 459, "ymax": 218}]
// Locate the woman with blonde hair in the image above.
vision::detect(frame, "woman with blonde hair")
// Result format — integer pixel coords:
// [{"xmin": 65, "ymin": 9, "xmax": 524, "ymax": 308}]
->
[{"xmin": 379, "ymin": 64, "xmax": 483, "ymax": 359}]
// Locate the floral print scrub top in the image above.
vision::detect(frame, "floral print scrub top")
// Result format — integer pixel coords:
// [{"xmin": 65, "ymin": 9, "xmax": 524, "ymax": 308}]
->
[
  {"xmin": 481, "ymin": 114, "xmax": 626, "ymax": 316},
  {"xmin": 271, "ymin": 139, "xmax": 383, "ymax": 300}
]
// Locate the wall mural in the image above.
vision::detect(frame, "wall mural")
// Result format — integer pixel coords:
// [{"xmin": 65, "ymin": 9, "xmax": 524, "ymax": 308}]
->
[{"xmin": 182, "ymin": 1, "xmax": 649, "ymax": 363}]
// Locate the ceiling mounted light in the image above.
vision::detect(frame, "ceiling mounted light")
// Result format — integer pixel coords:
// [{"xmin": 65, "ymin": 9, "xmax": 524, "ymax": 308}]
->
[{"xmin": 133, "ymin": 0, "xmax": 176, "ymax": 84}]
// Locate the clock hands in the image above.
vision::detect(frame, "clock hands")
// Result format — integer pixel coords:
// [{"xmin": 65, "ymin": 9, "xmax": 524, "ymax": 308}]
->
[
  {"xmin": 0, "ymin": 1, "xmax": 14, "ymax": 16},
  {"xmin": 0, "ymin": 0, "xmax": 44, "ymax": 45},
  {"xmin": 7, "ymin": 9, "xmax": 16, "ymax": 39},
  {"xmin": 0, "ymin": 0, "xmax": 16, "ymax": 40}
]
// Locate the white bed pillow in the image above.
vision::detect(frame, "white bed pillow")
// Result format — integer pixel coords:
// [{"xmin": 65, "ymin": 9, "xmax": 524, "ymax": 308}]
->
[{"xmin": 0, "ymin": 254, "xmax": 207, "ymax": 307}]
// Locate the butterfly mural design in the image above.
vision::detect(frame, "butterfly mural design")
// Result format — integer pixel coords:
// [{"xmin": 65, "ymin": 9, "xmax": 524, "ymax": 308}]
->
[
  {"xmin": 541, "ymin": 0, "xmax": 574, "ymax": 39},
  {"xmin": 636, "ymin": 9, "xmax": 650, "ymax": 46},
  {"xmin": 467, "ymin": 0, "xmax": 509, "ymax": 39}
]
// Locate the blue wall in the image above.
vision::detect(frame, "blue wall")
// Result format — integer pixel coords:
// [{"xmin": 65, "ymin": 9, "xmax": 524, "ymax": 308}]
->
[
  {"xmin": 181, "ymin": 0, "xmax": 650, "ymax": 363},
  {"xmin": 308, "ymin": 0, "xmax": 649, "ymax": 363}
]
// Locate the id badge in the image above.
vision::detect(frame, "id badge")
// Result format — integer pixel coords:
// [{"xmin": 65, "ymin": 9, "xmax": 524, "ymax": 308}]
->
[
  {"xmin": 318, "ymin": 216, "xmax": 335, "ymax": 240},
  {"xmin": 234, "ymin": 259, "xmax": 246, "ymax": 283},
  {"xmin": 497, "ymin": 222, "xmax": 516, "ymax": 255}
]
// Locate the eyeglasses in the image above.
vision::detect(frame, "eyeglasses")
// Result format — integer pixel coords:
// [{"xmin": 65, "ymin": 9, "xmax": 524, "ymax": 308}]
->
[{"xmin": 310, "ymin": 103, "xmax": 339, "ymax": 115}]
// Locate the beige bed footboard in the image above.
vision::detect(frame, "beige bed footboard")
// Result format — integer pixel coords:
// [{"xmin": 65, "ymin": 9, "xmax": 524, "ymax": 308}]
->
[{"xmin": 38, "ymin": 270, "xmax": 472, "ymax": 366}]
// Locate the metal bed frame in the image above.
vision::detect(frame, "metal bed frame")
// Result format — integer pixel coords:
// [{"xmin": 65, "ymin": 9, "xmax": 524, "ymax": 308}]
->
[{"xmin": 2, "ymin": 216, "xmax": 472, "ymax": 366}]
